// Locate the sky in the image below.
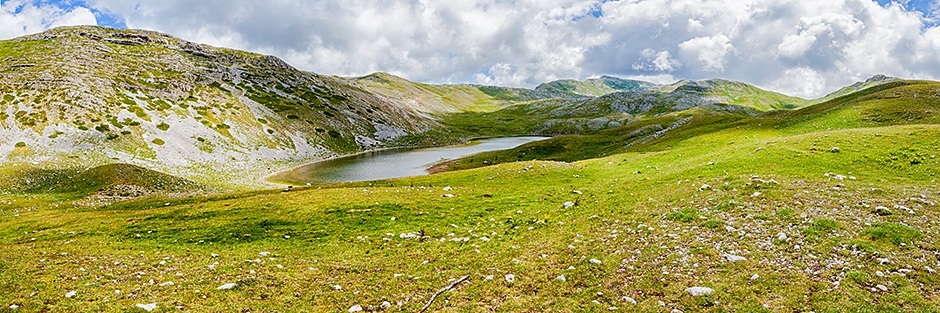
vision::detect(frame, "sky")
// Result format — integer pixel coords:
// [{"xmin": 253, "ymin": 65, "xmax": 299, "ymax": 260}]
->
[{"xmin": 2, "ymin": 0, "xmax": 940, "ymax": 98}]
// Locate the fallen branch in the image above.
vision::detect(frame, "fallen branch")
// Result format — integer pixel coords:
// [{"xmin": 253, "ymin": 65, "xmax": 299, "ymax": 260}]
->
[{"xmin": 418, "ymin": 275, "xmax": 470, "ymax": 313}]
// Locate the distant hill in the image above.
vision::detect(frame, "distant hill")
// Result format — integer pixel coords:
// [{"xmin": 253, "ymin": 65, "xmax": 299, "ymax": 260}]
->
[{"xmin": 535, "ymin": 75, "xmax": 656, "ymax": 97}]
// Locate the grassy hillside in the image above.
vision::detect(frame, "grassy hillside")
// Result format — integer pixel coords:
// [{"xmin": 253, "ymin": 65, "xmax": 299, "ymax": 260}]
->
[
  {"xmin": 0, "ymin": 26, "xmax": 440, "ymax": 188},
  {"xmin": 352, "ymin": 72, "xmax": 553, "ymax": 114},
  {"xmin": 535, "ymin": 76, "xmax": 656, "ymax": 97},
  {"xmin": 1, "ymin": 77, "xmax": 940, "ymax": 311},
  {"xmin": 438, "ymin": 79, "xmax": 939, "ymax": 171}
]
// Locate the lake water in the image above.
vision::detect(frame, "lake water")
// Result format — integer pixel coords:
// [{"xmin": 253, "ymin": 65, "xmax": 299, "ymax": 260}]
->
[{"xmin": 270, "ymin": 136, "xmax": 549, "ymax": 184}]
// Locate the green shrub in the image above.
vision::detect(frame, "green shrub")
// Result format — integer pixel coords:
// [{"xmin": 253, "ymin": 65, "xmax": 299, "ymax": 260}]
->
[
  {"xmin": 861, "ymin": 223, "xmax": 922, "ymax": 246},
  {"xmin": 157, "ymin": 122, "xmax": 170, "ymax": 131},
  {"xmin": 803, "ymin": 218, "xmax": 841, "ymax": 237},
  {"xmin": 667, "ymin": 208, "xmax": 697, "ymax": 223},
  {"xmin": 14, "ymin": 142, "xmax": 26, "ymax": 148},
  {"xmin": 152, "ymin": 138, "xmax": 165, "ymax": 145}
]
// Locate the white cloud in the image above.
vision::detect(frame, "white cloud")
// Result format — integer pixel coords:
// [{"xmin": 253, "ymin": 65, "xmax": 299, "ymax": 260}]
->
[
  {"xmin": 5, "ymin": 0, "xmax": 940, "ymax": 98},
  {"xmin": 678, "ymin": 34, "xmax": 735, "ymax": 72},
  {"xmin": 632, "ymin": 48, "xmax": 682, "ymax": 72},
  {"xmin": 0, "ymin": 0, "xmax": 97, "ymax": 39}
]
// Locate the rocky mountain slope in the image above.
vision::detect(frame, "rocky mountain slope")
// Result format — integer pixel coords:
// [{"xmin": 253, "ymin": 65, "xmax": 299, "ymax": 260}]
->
[
  {"xmin": 0, "ymin": 26, "xmax": 905, "ymax": 189},
  {"xmin": 535, "ymin": 75, "xmax": 656, "ymax": 97},
  {"xmin": 0, "ymin": 26, "xmax": 438, "ymax": 188}
]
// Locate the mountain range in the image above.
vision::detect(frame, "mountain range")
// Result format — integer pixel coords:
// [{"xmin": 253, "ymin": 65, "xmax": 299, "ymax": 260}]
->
[{"xmin": 0, "ymin": 26, "xmax": 904, "ymax": 188}]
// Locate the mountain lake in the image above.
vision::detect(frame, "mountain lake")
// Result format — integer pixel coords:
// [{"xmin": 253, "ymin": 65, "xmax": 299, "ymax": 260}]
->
[{"xmin": 270, "ymin": 136, "xmax": 550, "ymax": 184}]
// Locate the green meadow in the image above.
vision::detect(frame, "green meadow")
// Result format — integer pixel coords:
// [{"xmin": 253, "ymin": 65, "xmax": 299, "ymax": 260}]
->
[{"xmin": 2, "ymin": 79, "xmax": 940, "ymax": 312}]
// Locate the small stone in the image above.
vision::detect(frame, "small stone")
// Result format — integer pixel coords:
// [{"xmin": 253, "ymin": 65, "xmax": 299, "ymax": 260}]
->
[
  {"xmin": 259, "ymin": 252, "xmax": 271, "ymax": 257},
  {"xmin": 217, "ymin": 283, "xmax": 237, "ymax": 290},
  {"xmin": 685, "ymin": 286, "xmax": 714, "ymax": 296},
  {"xmin": 777, "ymin": 232, "xmax": 787, "ymax": 240},
  {"xmin": 333, "ymin": 285, "xmax": 343, "ymax": 290},
  {"xmin": 484, "ymin": 275, "xmax": 494, "ymax": 281},
  {"xmin": 380, "ymin": 301, "xmax": 392, "ymax": 310},
  {"xmin": 876, "ymin": 271, "xmax": 885, "ymax": 277},
  {"xmin": 589, "ymin": 259, "xmax": 602, "ymax": 264},
  {"xmin": 699, "ymin": 184, "xmax": 711, "ymax": 191},
  {"xmin": 876, "ymin": 284, "xmax": 888, "ymax": 292},
  {"xmin": 556, "ymin": 275, "xmax": 566, "ymax": 282},
  {"xmin": 159, "ymin": 281, "xmax": 174, "ymax": 287},
  {"xmin": 505, "ymin": 274, "xmax": 515, "ymax": 283},
  {"xmin": 873, "ymin": 206, "xmax": 892, "ymax": 216},
  {"xmin": 608, "ymin": 306, "xmax": 617, "ymax": 311},
  {"xmin": 877, "ymin": 258, "xmax": 890, "ymax": 265},
  {"xmin": 211, "ymin": 253, "xmax": 219, "ymax": 258},
  {"xmin": 671, "ymin": 309, "xmax": 684, "ymax": 313},
  {"xmin": 622, "ymin": 296, "xmax": 637, "ymax": 304},
  {"xmin": 136, "ymin": 303, "xmax": 157, "ymax": 312},
  {"xmin": 348, "ymin": 304, "xmax": 363, "ymax": 312},
  {"xmin": 10, "ymin": 304, "xmax": 19, "ymax": 309},
  {"xmin": 724, "ymin": 254, "xmax": 746, "ymax": 262},
  {"xmin": 750, "ymin": 274, "xmax": 760, "ymax": 281},
  {"xmin": 564, "ymin": 201, "xmax": 575, "ymax": 208},
  {"xmin": 834, "ymin": 174, "xmax": 846, "ymax": 180},
  {"xmin": 65, "ymin": 291, "xmax": 76, "ymax": 298},
  {"xmin": 830, "ymin": 147, "xmax": 840, "ymax": 153}
]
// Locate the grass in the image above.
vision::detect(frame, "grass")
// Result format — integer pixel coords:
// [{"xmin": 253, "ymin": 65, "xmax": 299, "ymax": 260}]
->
[
  {"xmin": 3, "ymin": 27, "xmax": 940, "ymax": 312},
  {"xmin": 2, "ymin": 118, "xmax": 940, "ymax": 311}
]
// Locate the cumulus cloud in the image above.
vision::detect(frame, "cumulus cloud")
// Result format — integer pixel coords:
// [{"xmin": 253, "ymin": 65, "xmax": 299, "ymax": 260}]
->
[
  {"xmin": 632, "ymin": 48, "xmax": 682, "ymax": 72},
  {"xmin": 678, "ymin": 34, "xmax": 735, "ymax": 72},
  {"xmin": 0, "ymin": 0, "xmax": 97, "ymax": 39},
  {"xmin": 4, "ymin": 0, "xmax": 940, "ymax": 98}
]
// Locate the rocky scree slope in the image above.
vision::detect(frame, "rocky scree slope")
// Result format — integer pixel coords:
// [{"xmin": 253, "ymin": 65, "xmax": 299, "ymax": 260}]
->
[{"xmin": 0, "ymin": 26, "xmax": 437, "ymax": 188}]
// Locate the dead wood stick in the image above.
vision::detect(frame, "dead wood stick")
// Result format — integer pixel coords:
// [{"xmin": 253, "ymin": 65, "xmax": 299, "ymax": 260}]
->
[{"xmin": 418, "ymin": 275, "xmax": 470, "ymax": 313}]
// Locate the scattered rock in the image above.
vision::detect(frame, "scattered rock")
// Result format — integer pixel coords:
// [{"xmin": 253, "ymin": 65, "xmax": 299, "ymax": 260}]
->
[
  {"xmin": 873, "ymin": 206, "xmax": 892, "ymax": 216},
  {"xmin": 589, "ymin": 259, "xmax": 602, "ymax": 264},
  {"xmin": 211, "ymin": 253, "xmax": 219, "ymax": 258},
  {"xmin": 750, "ymin": 274, "xmax": 760, "ymax": 281},
  {"xmin": 777, "ymin": 232, "xmax": 788, "ymax": 240},
  {"xmin": 699, "ymin": 184, "xmax": 711, "ymax": 191},
  {"xmin": 724, "ymin": 254, "xmax": 746, "ymax": 262},
  {"xmin": 65, "ymin": 291, "xmax": 76, "ymax": 298},
  {"xmin": 685, "ymin": 286, "xmax": 714, "ymax": 296},
  {"xmin": 442, "ymin": 186, "xmax": 452, "ymax": 191},
  {"xmin": 136, "ymin": 303, "xmax": 157, "ymax": 312},
  {"xmin": 556, "ymin": 275, "xmax": 566, "ymax": 282},
  {"xmin": 442, "ymin": 194, "xmax": 455, "ymax": 198},
  {"xmin": 484, "ymin": 275, "xmax": 494, "ymax": 281},
  {"xmin": 877, "ymin": 258, "xmax": 890, "ymax": 265},
  {"xmin": 622, "ymin": 296, "xmax": 637, "ymax": 305},
  {"xmin": 217, "ymin": 283, "xmax": 237, "ymax": 290},
  {"xmin": 348, "ymin": 304, "xmax": 363, "ymax": 312},
  {"xmin": 505, "ymin": 274, "xmax": 515, "ymax": 283},
  {"xmin": 876, "ymin": 284, "xmax": 888, "ymax": 292},
  {"xmin": 159, "ymin": 281, "xmax": 174, "ymax": 287},
  {"xmin": 259, "ymin": 251, "xmax": 271, "ymax": 257},
  {"xmin": 830, "ymin": 147, "xmax": 840, "ymax": 153},
  {"xmin": 10, "ymin": 304, "xmax": 19, "ymax": 309},
  {"xmin": 564, "ymin": 201, "xmax": 575, "ymax": 208},
  {"xmin": 380, "ymin": 301, "xmax": 392, "ymax": 310}
]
